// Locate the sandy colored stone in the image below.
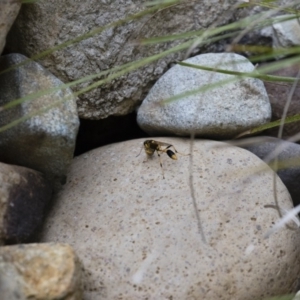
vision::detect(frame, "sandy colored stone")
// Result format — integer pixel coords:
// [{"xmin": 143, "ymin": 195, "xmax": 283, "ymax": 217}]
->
[
  {"xmin": 0, "ymin": 243, "xmax": 82, "ymax": 300},
  {"xmin": 41, "ymin": 138, "xmax": 300, "ymax": 299}
]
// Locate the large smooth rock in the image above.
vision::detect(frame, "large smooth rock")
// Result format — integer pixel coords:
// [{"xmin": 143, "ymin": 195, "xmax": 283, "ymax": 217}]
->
[
  {"xmin": 40, "ymin": 138, "xmax": 300, "ymax": 300},
  {"xmin": 137, "ymin": 53, "xmax": 271, "ymax": 138},
  {"xmin": 0, "ymin": 0, "xmax": 21, "ymax": 54},
  {"xmin": 5, "ymin": 0, "xmax": 260, "ymax": 120},
  {"xmin": 0, "ymin": 243, "xmax": 82, "ymax": 300},
  {"xmin": 0, "ymin": 53, "xmax": 79, "ymax": 190},
  {"xmin": 0, "ymin": 162, "xmax": 52, "ymax": 244}
]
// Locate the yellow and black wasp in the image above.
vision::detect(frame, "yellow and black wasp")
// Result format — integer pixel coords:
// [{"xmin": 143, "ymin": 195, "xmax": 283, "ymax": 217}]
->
[{"xmin": 137, "ymin": 139, "xmax": 188, "ymax": 179}]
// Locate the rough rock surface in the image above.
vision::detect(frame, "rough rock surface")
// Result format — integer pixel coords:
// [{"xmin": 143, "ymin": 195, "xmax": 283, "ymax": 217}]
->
[
  {"xmin": 0, "ymin": 162, "xmax": 52, "ymax": 244},
  {"xmin": 0, "ymin": 53, "xmax": 79, "ymax": 189},
  {"xmin": 0, "ymin": 243, "xmax": 82, "ymax": 300},
  {"xmin": 137, "ymin": 53, "xmax": 271, "ymax": 138},
  {"xmin": 40, "ymin": 138, "xmax": 300, "ymax": 300},
  {"xmin": 6, "ymin": 0, "xmax": 243, "ymax": 119},
  {"xmin": 0, "ymin": 0, "xmax": 21, "ymax": 54}
]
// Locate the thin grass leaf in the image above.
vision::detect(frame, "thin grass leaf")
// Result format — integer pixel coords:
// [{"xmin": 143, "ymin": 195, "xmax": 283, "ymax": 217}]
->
[
  {"xmin": 262, "ymin": 295, "xmax": 295, "ymax": 300},
  {"xmin": 21, "ymin": 0, "xmax": 40, "ymax": 3},
  {"xmin": 138, "ymin": 9, "xmax": 276, "ymax": 45},
  {"xmin": 240, "ymin": 0, "xmax": 300, "ymax": 15},
  {"xmin": 235, "ymin": 114, "xmax": 300, "ymax": 139},
  {"xmin": 232, "ymin": 44, "xmax": 300, "ymax": 61},
  {"xmin": 137, "ymin": 29, "xmax": 236, "ymax": 45},
  {"xmin": 144, "ymin": 0, "xmax": 180, "ymax": 6},
  {"xmin": 177, "ymin": 61, "xmax": 298, "ymax": 83},
  {"xmin": 264, "ymin": 204, "xmax": 300, "ymax": 238}
]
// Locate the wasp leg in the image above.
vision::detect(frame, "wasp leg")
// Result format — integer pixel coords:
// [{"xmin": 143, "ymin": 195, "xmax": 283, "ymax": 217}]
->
[
  {"xmin": 143, "ymin": 154, "xmax": 150, "ymax": 163},
  {"xmin": 156, "ymin": 150, "xmax": 165, "ymax": 179},
  {"xmin": 136, "ymin": 144, "xmax": 144, "ymax": 157}
]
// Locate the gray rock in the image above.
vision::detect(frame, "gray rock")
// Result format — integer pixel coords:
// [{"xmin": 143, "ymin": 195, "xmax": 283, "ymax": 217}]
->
[
  {"xmin": 5, "ymin": 0, "xmax": 248, "ymax": 119},
  {"xmin": 6, "ymin": 2, "xmax": 299, "ymax": 120},
  {"xmin": 240, "ymin": 136, "xmax": 300, "ymax": 207},
  {"xmin": 40, "ymin": 138, "xmax": 300, "ymax": 300},
  {"xmin": 0, "ymin": 162, "xmax": 52, "ymax": 244},
  {"xmin": 293, "ymin": 290, "xmax": 300, "ymax": 300},
  {"xmin": 261, "ymin": 14, "xmax": 300, "ymax": 48},
  {"xmin": 0, "ymin": 243, "xmax": 82, "ymax": 300},
  {"xmin": 0, "ymin": 0, "xmax": 21, "ymax": 54},
  {"xmin": 0, "ymin": 53, "xmax": 79, "ymax": 190},
  {"xmin": 137, "ymin": 53, "xmax": 271, "ymax": 138}
]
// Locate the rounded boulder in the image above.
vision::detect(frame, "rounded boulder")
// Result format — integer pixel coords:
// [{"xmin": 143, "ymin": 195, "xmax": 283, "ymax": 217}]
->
[{"xmin": 41, "ymin": 138, "xmax": 300, "ymax": 300}]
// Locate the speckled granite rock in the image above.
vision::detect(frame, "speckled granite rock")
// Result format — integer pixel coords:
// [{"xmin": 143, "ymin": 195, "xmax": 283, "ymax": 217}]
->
[
  {"xmin": 6, "ymin": 1, "xmax": 240, "ymax": 119},
  {"xmin": 40, "ymin": 138, "xmax": 300, "ymax": 300},
  {"xmin": 261, "ymin": 14, "xmax": 300, "ymax": 48},
  {"xmin": 137, "ymin": 53, "xmax": 271, "ymax": 138},
  {"xmin": 0, "ymin": 53, "xmax": 79, "ymax": 190}
]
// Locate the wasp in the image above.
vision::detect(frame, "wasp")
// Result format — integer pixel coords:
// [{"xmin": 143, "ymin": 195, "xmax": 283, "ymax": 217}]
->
[{"xmin": 136, "ymin": 140, "xmax": 188, "ymax": 179}]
